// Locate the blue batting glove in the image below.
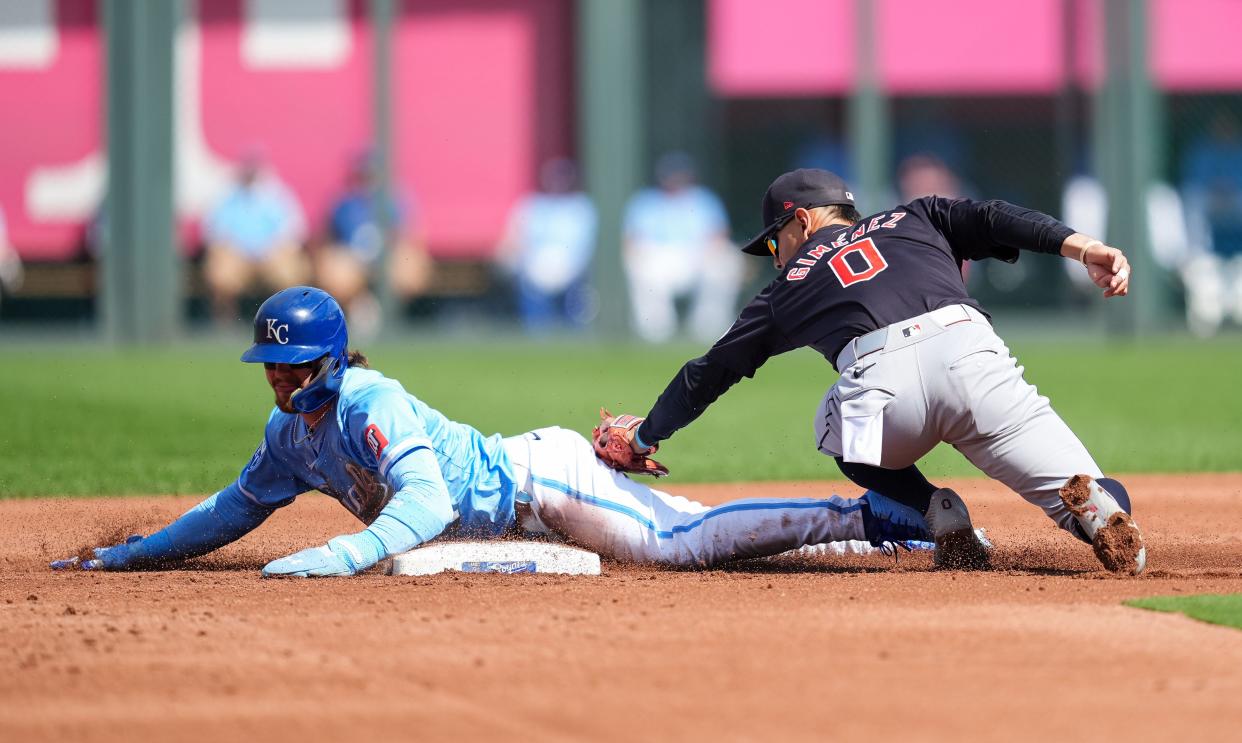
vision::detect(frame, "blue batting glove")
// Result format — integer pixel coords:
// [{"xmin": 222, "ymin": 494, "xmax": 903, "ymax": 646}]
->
[
  {"xmin": 50, "ymin": 535, "xmax": 144, "ymax": 571},
  {"xmin": 262, "ymin": 544, "xmax": 356, "ymax": 578}
]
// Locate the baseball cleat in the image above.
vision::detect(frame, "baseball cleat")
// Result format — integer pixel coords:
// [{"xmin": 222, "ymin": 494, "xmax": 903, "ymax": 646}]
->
[
  {"xmin": 858, "ymin": 490, "xmax": 934, "ymax": 547},
  {"xmin": 1059, "ymin": 475, "xmax": 1146, "ymax": 576},
  {"xmin": 925, "ymin": 488, "xmax": 991, "ymax": 570}
]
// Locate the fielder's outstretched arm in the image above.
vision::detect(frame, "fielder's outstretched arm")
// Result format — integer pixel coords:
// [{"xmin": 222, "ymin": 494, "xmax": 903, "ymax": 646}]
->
[
  {"xmin": 923, "ymin": 196, "xmax": 1129, "ymax": 296},
  {"xmin": 635, "ymin": 286, "xmax": 789, "ymax": 450}
]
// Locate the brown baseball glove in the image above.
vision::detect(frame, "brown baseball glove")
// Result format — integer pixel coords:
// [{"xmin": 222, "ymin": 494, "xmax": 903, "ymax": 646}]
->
[{"xmin": 592, "ymin": 408, "xmax": 669, "ymax": 477}]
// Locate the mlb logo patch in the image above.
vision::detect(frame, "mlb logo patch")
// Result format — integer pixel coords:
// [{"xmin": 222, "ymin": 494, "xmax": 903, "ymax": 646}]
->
[
  {"xmin": 783, "ymin": 201, "xmax": 794, "ymax": 209},
  {"xmin": 901, "ymin": 323, "xmax": 923, "ymax": 338},
  {"xmin": 364, "ymin": 424, "xmax": 388, "ymax": 459}
]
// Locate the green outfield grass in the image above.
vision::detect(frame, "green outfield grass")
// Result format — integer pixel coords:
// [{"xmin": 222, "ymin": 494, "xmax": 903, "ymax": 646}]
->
[
  {"xmin": 1127, "ymin": 594, "xmax": 1242, "ymax": 631},
  {"xmin": 1, "ymin": 336, "xmax": 1240, "ymax": 496}
]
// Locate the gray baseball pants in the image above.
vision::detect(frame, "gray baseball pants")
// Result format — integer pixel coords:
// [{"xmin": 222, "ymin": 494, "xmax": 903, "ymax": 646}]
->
[{"xmin": 815, "ymin": 304, "xmax": 1101, "ymax": 534}]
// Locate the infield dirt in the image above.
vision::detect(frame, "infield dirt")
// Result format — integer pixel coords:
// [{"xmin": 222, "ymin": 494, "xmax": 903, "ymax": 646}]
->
[{"xmin": 3, "ymin": 474, "xmax": 1242, "ymax": 742}]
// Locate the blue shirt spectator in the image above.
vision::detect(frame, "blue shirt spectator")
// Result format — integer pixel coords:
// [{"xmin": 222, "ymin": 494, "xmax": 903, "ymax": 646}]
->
[
  {"xmin": 329, "ymin": 190, "xmax": 407, "ymax": 264},
  {"xmin": 621, "ymin": 151, "xmax": 741, "ymax": 343},
  {"xmin": 623, "ymin": 184, "xmax": 728, "ymax": 250},
  {"xmin": 498, "ymin": 158, "xmax": 598, "ymax": 332},
  {"xmin": 201, "ymin": 151, "xmax": 309, "ymax": 326},
  {"xmin": 205, "ymin": 164, "xmax": 305, "ymax": 259},
  {"xmin": 314, "ymin": 149, "xmax": 432, "ymax": 340},
  {"xmin": 507, "ymin": 192, "xmax": 596, "ymax": 291},
  {"xmin": 1181, "ymin": 112, "xmax": 1242, "ymax": 259},
  {"xmin": 1177, "ymin": 111, "xmax": 1242, "ymax": 336}
]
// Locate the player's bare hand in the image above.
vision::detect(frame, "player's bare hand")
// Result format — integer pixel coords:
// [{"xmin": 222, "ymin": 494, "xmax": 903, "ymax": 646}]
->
[{"xmin": 1081, "ymin": 241, "xmax": 1130, "ymax": 298}]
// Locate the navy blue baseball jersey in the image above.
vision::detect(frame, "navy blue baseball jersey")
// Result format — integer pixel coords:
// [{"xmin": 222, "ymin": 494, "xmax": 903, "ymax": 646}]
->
[{"xmin": 637, "ymin": 196, "xmax": 1074, "ymax": 444}]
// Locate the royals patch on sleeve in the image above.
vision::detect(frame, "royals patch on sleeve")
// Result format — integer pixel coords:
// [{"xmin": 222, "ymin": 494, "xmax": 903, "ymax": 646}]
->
[{"xmin": 364, "ymin": 424, "xmax": 389, "ymax": 460}]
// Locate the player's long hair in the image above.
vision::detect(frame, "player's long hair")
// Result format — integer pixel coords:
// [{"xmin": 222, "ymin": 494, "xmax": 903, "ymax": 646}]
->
[{"xmin": 347, "ymin": 350, "xmax": 370, "ymax": 368}]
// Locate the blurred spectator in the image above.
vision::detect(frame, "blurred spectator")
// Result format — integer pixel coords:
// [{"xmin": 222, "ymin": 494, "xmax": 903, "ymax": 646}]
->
[
  {"xmin": 315, "ymin": 149, "xmax": 432, "ymax": 339},
  {"xmin": 1179, "ymin": 111, "xmax": 1242, "ymax": 336},
  {"xmin": 792, "ymin": 134, "xmax": 851, "ymax": 179},
  {"xmin": 496, "ymin": 157, "xmax": 597, "ymax": 333},
  {"xmin": 202, "ymin": 149, "xmax": 309, "ymax": 325},
  {"xmin": 897, "ymin": 153, "xmax": 967, "ymax": 202},
  {"xmin": 1061, "ymin": 172, "xmax": 1191, "ymax": 300},
  {"xmin": 0, "ymin": 204, "xmax": 24, "ymax": 311},
  {"xmin": 622, "ymin": 151, "xmax": 743, "ymax": 343},
  {"xmin": 897, "ymin": 153, "xmax": 978, "ymax": 284},
  {"xmin": 894, "ymin": 115, "xmax": 969, "ymax": 184}
]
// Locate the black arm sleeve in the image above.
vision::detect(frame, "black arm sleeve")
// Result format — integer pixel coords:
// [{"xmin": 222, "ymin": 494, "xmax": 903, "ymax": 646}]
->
[
  {"xmin": 921, "ymin": 197, "xmax": 1075, "ymax": 263},
  {"xmin": 636, "ymin": 355, "xmax": 745, "ymax": 444},
  {"xmin": 636, "ymin": 287, "xmax": 790, "ymax": 445}
]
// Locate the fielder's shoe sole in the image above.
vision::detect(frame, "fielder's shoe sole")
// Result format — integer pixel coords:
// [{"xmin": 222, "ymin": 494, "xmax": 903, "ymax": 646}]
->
[
  {"xmin": 1059, "ymin": 474, "xmax": 1147, "ymax": 576},
  {"xmin": 925, "ymin": 488, "xmax": 991, "ymax": 570}
]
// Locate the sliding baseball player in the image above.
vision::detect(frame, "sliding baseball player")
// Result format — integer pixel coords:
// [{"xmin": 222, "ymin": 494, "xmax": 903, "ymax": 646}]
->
[{"xmin": 52, "ymin": 287, "xmax": 930, "ymax": 576}]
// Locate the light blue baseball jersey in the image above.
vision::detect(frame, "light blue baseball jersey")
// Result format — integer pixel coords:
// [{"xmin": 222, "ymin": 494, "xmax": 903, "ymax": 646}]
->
[
  {"xmin": 239, "ymin": 366, "xmax": 516, "ymax": 533},
  {"xmin": 125, "ymin": 366, "xmax": 518, "ymax": 569}
]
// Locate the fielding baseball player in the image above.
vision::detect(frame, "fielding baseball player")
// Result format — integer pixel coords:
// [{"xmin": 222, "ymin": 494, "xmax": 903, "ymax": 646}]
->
[
  {"xmin": 51, "ymin": 287, "xmax": 932, "ymax": 577},
  {"xmin": 601, "ymin": 169, "xmax": 1146, "ymax": 575}
]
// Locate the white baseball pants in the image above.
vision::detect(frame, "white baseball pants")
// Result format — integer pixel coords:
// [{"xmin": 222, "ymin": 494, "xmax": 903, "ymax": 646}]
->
[{"xmin": 501, "ymin": 427, "xmax": 870, "ymax": 567}]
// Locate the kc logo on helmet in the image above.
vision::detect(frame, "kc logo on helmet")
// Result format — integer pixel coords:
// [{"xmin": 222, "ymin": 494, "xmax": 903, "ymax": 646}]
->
[{"xmin": 265, "ymin": 318, "xmax": 290, "ymax": 344}]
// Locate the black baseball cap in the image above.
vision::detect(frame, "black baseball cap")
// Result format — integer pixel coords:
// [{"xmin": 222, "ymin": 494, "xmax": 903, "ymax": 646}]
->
[{"xmin": 740, "ymin": 169, "xmax": 855, "ymax": 255}]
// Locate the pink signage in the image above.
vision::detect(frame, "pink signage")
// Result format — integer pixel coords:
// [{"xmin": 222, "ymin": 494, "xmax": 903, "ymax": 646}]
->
[
  {"xmin": 707, "ymin": 0, "xmax": 855, "ymax": 96},
  {"xmin": 709, "ymin": 0, "xmax": 1242, "ymax": 97},
  {"xmin": 877, "ymin": 0, "xmax": 1065, "ymax": 94},
  {"xmin": 0, "ymin": 0, "xmax": 101, "ymax": 259},
  {"xmin": 1151, "ymin": 0, "xmax": 1242, "ymax": 90},
  {"xmin": 197, "ymin": 0, "xmax": 372, "ymax": 254},
  {"xmin": 0, "ymin": 0, "xmax": 570, "ymax": 261},
  {"xmin": 396, "ymin": 0, "xmax": 557, "ymax": 257}
]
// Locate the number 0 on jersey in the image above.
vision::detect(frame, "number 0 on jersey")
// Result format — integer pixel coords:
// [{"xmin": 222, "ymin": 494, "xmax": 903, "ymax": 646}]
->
[{"xmin": 829, "ymin": 237, "xmax": 889, "ymax": 287}]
